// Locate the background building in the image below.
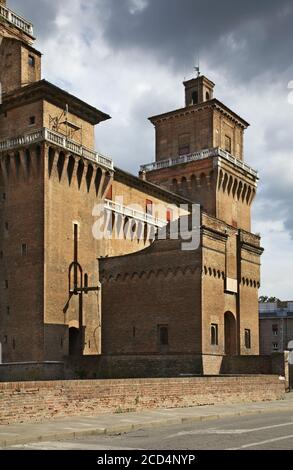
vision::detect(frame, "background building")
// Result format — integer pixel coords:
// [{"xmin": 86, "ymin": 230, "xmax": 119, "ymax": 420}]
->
[{"xmin": 259, "ymin": 301, "xmax": 293, "ymax": 354}]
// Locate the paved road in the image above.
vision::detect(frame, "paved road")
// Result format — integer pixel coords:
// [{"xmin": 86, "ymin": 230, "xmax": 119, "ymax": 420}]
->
[{"xmin": 7, "ymin": 409, "xmax": 293, "ymax": 450}]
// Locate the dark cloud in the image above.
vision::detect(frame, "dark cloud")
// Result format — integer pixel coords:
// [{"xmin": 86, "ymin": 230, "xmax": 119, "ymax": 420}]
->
[
  {"xmin": 8, "ymin": 0, "xmax": 293, "ymax": 81},
  {"xmin": 99, "ymin": 0, "xmax": 293, "ymax": 80}
]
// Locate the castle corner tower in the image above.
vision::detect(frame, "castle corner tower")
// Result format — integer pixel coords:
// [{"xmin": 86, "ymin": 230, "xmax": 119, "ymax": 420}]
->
[{"xmin": 141, "ymin": 74, "xmax": 258, "ymax": 232}]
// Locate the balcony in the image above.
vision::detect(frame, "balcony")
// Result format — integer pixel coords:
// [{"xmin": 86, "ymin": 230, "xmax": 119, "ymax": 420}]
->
[
  {"xmin": 0, "ymin": 4, "xmax": 34, "ymax": 37},
  {"xmin": 140, "ymin": 147, "xmax": 258, "ymax": 178},
  {"xmin": 0, "ymin": 128, "xmax": 114, "ymax": 171},
  {"xmin": 104, "ymin": 199, "xmax": 167, "ymax": 228}
]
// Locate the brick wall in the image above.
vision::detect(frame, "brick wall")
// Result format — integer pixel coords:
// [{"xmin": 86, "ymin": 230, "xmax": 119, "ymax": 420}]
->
[
  {"xmin": 65, "ymin": 354, "xmax": 204, "ymax": 379},
  {"xmin": 0, "ymin": 375, "xmax": 285, "ymax": 425},
  {"xmin": 0, "ymin": 362, "xmax": 64, "ymax": 382}
]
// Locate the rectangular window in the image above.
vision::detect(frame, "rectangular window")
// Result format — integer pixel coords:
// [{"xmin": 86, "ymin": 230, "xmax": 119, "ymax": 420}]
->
[
  {"xmin": 4, "ymin": 335, "xmax": 7, "ymax": 344},
  {"xmin": 178, "ymin": 133, "xmax": 190, "ymax": 156},
  {"xmin": 225, "ymin": 135, "xmax": 232, "ymax": 153},
  {"xmin": 272, "ymin": 324, "xmax": 278, "ymax": 336},
  {"xmin": 158, "ymin": 325, "xmax": 169, "ymax": 346},
  {"xmin": 6, "ymin": 306, "xmax": 10, "ymax": 316},
  {"xmin": 2, "ymin": 193, "xmax": 6, "ymax": 201},
  {"xmin": 21, "ymin": 243, "xmax": 27, "ymax": 256},
  {"xmin": 146, "ymin": 199, "xmax": 153, "ymax": 215},
  {"xmin": 4, "ymin": 280, "xmax": 8, "ymax": 289},
  {"xmin": 29, "ymin": 116, "xmax": 36, "ymax": 126},
  {"xmin": 166, "ymin": 209, "xmax": 173, "ymax": 223},
  {"xmin": 179, "ymin": 144, "xmax": 190, "ymax": 156},
  {"xmin": 28, "ymin": 55, "xmax": 35, "ymax": 67},
  {"xmin": 5, "ymin": 222, "xmax": 8, "ymax": 231},
  {"xmin": 106, "ymin": 185, "xmax": 113, "ymax": 200},
  {"xmin": 245, "ymin": 329, "xmax": 251, "ymax": 349},
  {"xmin": 272, "ymin": 343, "xmax": 279, "ymax": 352},
  {"xmin": 211, "ymin": 324, "xmax": 219, "ymax": 345}
]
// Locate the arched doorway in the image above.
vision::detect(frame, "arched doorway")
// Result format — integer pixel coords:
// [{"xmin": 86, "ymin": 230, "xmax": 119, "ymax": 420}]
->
[
  {"xmin": 69, "ymin": 327, "xmax": 80, "ymax": 356},
  {"xmin": 224, "ymin": 312, "xmax": 236, "ymax": 356}
]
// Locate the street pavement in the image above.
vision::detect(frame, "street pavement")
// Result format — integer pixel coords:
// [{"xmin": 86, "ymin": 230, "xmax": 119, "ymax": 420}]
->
[{"xmin": 7, "ymin": 410, "xmax": 293, "ymax": 450}]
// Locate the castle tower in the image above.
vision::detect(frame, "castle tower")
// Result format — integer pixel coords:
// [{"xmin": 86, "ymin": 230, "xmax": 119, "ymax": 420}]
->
[
  {"xmin": 0, "ymin": 2, "xmax": 114, "ymax": 363},
  {"xmin": 139, "ymin": 75, "xmax": 263, "ymax": 360},
  {"xmin": 0, "ymin": 0, "xmax": 40, "ymax": 95},
  {"xmin": 141, "ymin": 74, "xmax": 258, "ymax": 232}
]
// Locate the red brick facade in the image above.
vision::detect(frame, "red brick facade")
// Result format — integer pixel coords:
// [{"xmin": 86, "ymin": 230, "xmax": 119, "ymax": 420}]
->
[{"xmin": 0, "ymin": 2, "xmax": 263, "ymax": 376}]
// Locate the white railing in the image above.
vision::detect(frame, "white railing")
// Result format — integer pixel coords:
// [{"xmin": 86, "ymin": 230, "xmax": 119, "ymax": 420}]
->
[
  {"xmin": 0, "ymin": 4, "xmax": 34, "ymax": 37},
  {"xmin": 104, "ymin": 199, "xmax": 167, "ymax": 228},
  {"xmin": 217, "ymin": 148, "xmax": 258, "ymax": 177},
  {"xmin": 0, "ymin": 128, "xmax": 114, "ymax": 171},
  {"xmin": 140, "ymin": 147, "xmax": 258, "ymax": 178}
]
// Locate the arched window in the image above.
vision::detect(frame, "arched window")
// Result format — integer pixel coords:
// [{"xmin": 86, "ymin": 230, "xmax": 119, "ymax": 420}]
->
[
  {"xmin": 206, "ymin": 91, "xmax": 210, "ymax": 100},
  {"xmin": 211, "ymin": 324, "xmax": 218, "ymax": 345},
  {"xmin": 192, "ymin": 91, "xmax": 198, "ymax": 105}
]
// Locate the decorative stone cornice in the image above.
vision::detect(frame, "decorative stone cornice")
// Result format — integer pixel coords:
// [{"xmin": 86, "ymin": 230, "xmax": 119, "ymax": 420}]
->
[
  {"xmin": 100, "ymin": 264, "xmax": 200, "ymax": 283},
  {"xmin": 2, "ymin": 80, "xmax": 111, "ymax": 126}
]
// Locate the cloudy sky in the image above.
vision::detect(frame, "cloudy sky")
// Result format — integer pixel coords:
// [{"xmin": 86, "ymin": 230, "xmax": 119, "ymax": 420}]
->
[{"xmin": 9, "ymin": 0, "xmax": 293, "ymax": 299}]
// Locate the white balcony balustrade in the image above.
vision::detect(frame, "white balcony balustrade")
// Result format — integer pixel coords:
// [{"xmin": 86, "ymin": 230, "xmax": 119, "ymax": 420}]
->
[
  {"xmin": 0, "ymin": 4, "xmax": 34, "ymax": 37},
  {"xmin": 140, "ymin": 147, "xmax": 258, "ymax": 178},
  {"xmin": 0, "ymin": 128, "xmax": 114, "ymax": 171},
  {"xmin": 104, "ymin": 199, "xmax": 167, "ymax": 228}
]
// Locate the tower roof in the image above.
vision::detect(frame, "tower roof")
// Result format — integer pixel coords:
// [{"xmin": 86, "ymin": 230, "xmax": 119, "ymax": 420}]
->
[{"xmin": 149, "ymin": 98, "xmax": 249, "ymax": 129}]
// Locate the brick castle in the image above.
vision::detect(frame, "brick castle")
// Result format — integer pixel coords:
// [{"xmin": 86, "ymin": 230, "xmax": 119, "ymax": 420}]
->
[{"xmin": 0, "ymin": 0, "xmax": 263, "ymax": 376}]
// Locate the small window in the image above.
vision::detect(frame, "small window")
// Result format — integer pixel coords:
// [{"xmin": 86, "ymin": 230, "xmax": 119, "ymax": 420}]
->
[
  {"xmin": 5, "ymin": 222, "xmax": 8, "ymax": 231},
  {"xmin": 245, "ymin": 329, "xmax": 251, "ymax": 349},
  {"xmin": 2, "ymin": 193, "xmax": 6, "ymax": 201},
  {"xmin": 133, "ymin": 326, "xmax": 136, "ymax": 338},
  {"xmin": 4, "ymin": 280, "xmax": 8, "ymax": 289},
  {"xmin": 0, "ymin": 251, "xmax": 3, "ymax": 259},
  {"xmin": 21, "ymin": 243, "xmax": 27, "ymax": 256},
  {"xmin": 28, "ymin": 55, "xmax": 35, "ymax": 67},
  {"xmin": 4, "ymin": 335, "xmax": 8, "ymax": 344},
  {"xmin": 192, "ymin": 91, "xmax": 198, "ymax": 105},
  {"xmin": 211, "ymin": 324, "xmax": 218, "ymax": 346},
  {"xmin": 6, "ymin": 306, "xmax": 10, "ymax": 316},
  {"xmin": 166, "ymin": 209, "xmax": 173, "ymax": 223},
  {"xmin": 178, "ymin": 144, "xmax": 190, "ymax": 156},
  {"xmin": 84, "ymin": 273, "xmax": 88, "ymax": 290},
  {"xmin": 158, "ymin": 325, "xmax": 169, "ymax": 346},
  {"xmin": 225, "ymin": 135, "xmax": 232, "ymax": 153},
  {"xmin": 106, "ymin": 185, "xmax": 113, "ymax": 200},
  {"xmin": 272, "ymin": 342, "xmax": 279, "ymax": 352},
  {"xmin": 12, "ymin": 338, "xmax": 16, "ymax": 350},
  {"xmin": 206, "ymin": 91, "xmax": 210, "ymax": 100},
  {"xmin": 272, "ymin": 324, "xmax": 278, "ymax": 336},
  {"xmin": 146, "ymin": 199, "xmax": 153, "ymax": 216},
  {"xmin": 29, "ymin": 116, "xmax": 36, "ymax": 126}
]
